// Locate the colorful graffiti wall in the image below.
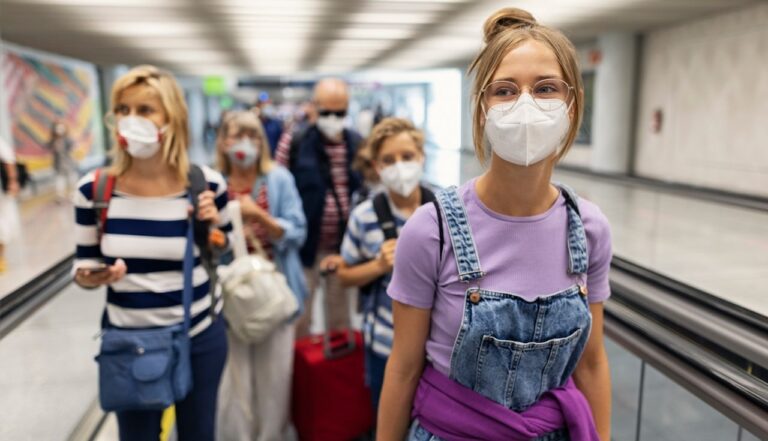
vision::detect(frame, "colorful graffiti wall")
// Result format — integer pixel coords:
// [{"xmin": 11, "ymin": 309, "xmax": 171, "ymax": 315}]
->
[{"xmin": 0, "ymin": 42, "xmax": 103, "ymax": 174}]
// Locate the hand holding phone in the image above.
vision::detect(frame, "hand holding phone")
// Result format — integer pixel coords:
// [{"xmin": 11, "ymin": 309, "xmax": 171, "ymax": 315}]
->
[
  {"xmin": 79, "ymin": 263, "xmax": 109, "ymax": 273},
  {"xmin": 75, "ymin": 259, "xmax": 127, "ymax": 288}
]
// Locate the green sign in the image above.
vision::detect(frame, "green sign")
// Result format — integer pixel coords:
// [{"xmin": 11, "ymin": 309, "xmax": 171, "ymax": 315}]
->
[{"xmin": 203, "ymin": 76, "xmax": 227, "ymax": 96}]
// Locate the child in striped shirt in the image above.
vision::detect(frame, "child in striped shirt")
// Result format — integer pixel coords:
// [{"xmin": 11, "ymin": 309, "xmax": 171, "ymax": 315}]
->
[{"xmin": 325, "ymin": 118, "xmax": 433, "ymax": 416}]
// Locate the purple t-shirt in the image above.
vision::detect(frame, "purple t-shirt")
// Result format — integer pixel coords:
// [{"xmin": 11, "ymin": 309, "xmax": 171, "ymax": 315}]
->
[{"xmin": 387, "ymin": 178, "xmax": 612, "ymax": 376}]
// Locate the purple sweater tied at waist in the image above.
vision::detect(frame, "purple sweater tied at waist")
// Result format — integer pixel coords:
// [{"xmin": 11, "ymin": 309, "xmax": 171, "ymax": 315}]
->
[{"xmin": 412, "ymin": 365, "xmax": 600, "ymax": 441}]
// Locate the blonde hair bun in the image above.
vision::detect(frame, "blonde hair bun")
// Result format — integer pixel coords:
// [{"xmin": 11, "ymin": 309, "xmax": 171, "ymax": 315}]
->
[{"xmin": 483, "ymin": 8, "xmax": 537, "ymax": 43}]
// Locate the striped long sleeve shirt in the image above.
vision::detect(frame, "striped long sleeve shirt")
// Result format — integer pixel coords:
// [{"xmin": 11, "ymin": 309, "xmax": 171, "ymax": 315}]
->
[{"xmin": 73, "ymin": 166, "xmax": 232, "ymax": 336}]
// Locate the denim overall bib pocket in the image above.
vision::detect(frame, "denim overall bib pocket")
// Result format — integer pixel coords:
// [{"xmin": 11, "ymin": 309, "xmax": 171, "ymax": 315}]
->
[{"xmin": 410, "ymin": 185, "xmax": 592, "ymax": 441}]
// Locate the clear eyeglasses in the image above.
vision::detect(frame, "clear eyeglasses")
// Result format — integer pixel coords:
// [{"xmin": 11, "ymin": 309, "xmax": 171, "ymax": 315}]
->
[{"xmin": 480, "ymin": 78, "xmax": 574, "ymax": 113}]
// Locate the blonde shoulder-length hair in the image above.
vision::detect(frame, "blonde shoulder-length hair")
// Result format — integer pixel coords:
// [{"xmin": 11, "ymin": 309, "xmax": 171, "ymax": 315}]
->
[
  {"xmin": 215, "ymin": 111, "xmax": 275, "ymax": 176},
  {"xmin": 108, "ymin": 65, "xmax": 190, "ymax": 183},
  {"xmin": 469, "ymin": 8, "xmax": 584, "ymax": 164}
]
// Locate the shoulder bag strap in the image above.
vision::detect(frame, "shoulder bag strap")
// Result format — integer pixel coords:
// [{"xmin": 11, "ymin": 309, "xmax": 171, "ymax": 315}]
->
[{"xmin": 181, "ymin": 198, "xmax": 195, "ymax": 333}]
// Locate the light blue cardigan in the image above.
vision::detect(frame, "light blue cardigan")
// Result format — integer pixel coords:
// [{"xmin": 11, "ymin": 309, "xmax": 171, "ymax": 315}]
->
[{"xmin": 225, "ymin": 165, "xmax": 309, "ymax": 314}]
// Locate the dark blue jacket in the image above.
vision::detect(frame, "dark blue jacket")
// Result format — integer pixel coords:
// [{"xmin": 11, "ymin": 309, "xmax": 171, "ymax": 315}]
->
[
  {"xmin": 262, "ymin": 116, "xmax": 283, "ymax": 155},
  {"xmin": 288, "ymin": 126, "xmax": 362, "ymax": 267}
]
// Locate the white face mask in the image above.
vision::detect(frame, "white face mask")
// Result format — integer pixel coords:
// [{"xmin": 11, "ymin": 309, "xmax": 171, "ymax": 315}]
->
[
  {"xmin": 379, "ymin": 160, "xmax": 423, "ymax": 197},
  {"xmin": 484, "ymin": 94, "xmax": 570, "ymax": 166},
  {"xmin": 118, "ymin": 115, "xmax": 165, "ymax": 159},
  {"xmin": 316, "ymin": 115, "xmax": 345, "ymax": 140},
  {"xmin": 227, "ymin": 138, "xmax": 260, "ymax": 169}
]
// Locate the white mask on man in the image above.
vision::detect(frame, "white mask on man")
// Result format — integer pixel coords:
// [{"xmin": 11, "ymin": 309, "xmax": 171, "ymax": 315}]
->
[{"xmin": 316, "ymin": 115, "xmax": 345, "ymax": 140}]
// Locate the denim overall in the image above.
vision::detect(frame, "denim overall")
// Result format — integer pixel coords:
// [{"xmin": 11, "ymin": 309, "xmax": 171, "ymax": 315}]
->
[{"xmin": 409, "ymin": 185, "xmax": 592, "ymax": 441}]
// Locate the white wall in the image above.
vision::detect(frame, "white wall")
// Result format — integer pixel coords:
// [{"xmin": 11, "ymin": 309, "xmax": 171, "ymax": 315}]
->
[{"xmin": 634, "ymin": 3, "xmax": 768, "ymax": 197}]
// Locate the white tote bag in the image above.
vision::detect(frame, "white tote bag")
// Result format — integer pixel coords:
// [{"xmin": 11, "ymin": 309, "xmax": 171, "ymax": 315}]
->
[{"xmin": 219, "ymin": 200, "xmax": 299, "ymax": 344}]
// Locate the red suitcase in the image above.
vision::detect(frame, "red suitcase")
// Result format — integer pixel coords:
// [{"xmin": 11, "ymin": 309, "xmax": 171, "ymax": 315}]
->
[{"xmin": 292, "ymin": 275, "xmax": 373, "ymax": 441}]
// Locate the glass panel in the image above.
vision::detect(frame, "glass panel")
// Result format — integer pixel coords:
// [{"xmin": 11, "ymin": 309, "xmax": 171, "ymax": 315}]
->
[
  {"xmin": 605, "ymin": 337, "xmax": 643, "ymax": 441},
  {"xmin": 639, "ymin": 365, "xmax": 740, "ymax": 441}
]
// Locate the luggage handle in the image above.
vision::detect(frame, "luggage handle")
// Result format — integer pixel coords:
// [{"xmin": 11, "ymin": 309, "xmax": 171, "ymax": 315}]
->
[
  {"xmin": 320, "ymin": 268, "xmax": 357, "ymax": 360},
  {"xmin": 323, "ymin": 329, "xmax": 356, "ymax": 360}
]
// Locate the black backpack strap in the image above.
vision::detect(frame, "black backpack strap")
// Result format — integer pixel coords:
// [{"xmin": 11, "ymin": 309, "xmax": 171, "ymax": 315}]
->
[
  {"xmin": 187, "ymin": 165, "xmax": 220, "ymax": 319},
  {"xmin": 187, "ymin": 165, "xmax": 210, "ymax": 253},
  {"xmin": 372, "ymin": 192, "xmax": 398, "ymax": 241},
  {"xmin": 420, "ymin": 185, "xmax": 437, "ymax": 205}
]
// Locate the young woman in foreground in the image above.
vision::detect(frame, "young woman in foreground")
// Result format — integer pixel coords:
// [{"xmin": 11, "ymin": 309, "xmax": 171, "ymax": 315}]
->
[{"xmin": 377, "ymin": 8, "xmax": 612, "ymax": 441}]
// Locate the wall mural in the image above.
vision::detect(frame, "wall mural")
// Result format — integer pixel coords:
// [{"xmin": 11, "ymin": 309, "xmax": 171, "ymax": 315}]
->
[{"xmin": 0, "ymin": 42, "xmax": 103, "ymax": 174}]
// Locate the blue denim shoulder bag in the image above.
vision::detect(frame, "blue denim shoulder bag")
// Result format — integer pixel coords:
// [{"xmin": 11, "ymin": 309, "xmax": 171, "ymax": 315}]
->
[{"xmin": 94, "ymin": 200, "xmax": 195, "ymax": 412}]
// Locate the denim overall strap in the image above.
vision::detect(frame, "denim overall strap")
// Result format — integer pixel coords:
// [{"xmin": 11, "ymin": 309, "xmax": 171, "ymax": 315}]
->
[
  {"xmin": 435, "ymin": 187, "xmax": 484, "ymax": 282},
  {"xmin": 555, "ymin": 183, "xmax": 589, "ymax": 275}
]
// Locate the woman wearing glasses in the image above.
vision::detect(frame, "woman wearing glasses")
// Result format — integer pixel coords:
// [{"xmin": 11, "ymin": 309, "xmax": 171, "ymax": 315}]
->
[{"xmin": 377, "ymin": 8, "xmax": 612, "ymax": 441}]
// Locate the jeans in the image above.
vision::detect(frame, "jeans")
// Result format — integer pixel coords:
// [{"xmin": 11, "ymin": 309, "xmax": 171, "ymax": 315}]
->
[{"xmin": 364, "ymin": 346, "xmax": 388, "ymax": 414}]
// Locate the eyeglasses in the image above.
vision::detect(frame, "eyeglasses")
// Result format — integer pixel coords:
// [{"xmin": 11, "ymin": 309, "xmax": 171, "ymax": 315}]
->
[
  {"xmin": 480, "ymin": 78, "xmax": 574, "ymax": 113},
  {"xmin": 318, "ymin": 109, "xmax": 347, "ymax": 118}
]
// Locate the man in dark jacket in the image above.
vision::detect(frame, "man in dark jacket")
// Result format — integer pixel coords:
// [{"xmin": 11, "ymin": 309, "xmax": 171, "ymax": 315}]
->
[{"xmin": 276, "ymin": 78, "xmax": 362, "ymax": 337}]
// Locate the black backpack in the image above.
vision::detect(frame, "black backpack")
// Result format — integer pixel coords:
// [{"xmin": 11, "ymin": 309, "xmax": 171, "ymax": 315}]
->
[{"xmin": 359, "ymin": 186, "xmax": 440, "ymax": 299}]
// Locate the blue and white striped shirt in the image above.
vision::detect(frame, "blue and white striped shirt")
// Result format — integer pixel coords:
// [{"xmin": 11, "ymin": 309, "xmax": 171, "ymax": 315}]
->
[
  {"xmin": 73, "ymin": 166, "xmax": 232, "ymax": 336},
  {"xmin": 341, "ymin": 197, "xmax": 408, "ymax": 357}
]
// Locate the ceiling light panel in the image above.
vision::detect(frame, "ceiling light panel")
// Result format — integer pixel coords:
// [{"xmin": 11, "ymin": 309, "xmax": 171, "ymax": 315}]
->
[
  {"xmin": 150, "ymin": 49, "xmax": 234, "ymax": 64},
  {"xmin": 338, "ymin": 26, "xmax": 415, "ymax": 40},
  {"xmin": 5, "ymin": 0, "xmax": 186, "ymax": 5},
  {"xmin": 87, "ymin": 21, "xmax": 208, "ymax": 37},
  {"xmin": 358, "ymin": 0, "xmax": 459, "ymax": 14},
  {"xmin": 348, "ymin": 11, "xmax": 440, "ymax": 25}
]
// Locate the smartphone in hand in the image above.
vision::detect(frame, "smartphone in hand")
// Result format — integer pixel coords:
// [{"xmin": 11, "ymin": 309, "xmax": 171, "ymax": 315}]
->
[{"xmin": 78, "ymin": 262, "xmax": 109, "ymax": 273}]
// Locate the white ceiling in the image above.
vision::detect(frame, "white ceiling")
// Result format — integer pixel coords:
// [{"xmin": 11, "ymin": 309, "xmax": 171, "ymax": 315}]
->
[{"xmin": 0, "ymin": 0, "xmax": 756, "ymax": 76}]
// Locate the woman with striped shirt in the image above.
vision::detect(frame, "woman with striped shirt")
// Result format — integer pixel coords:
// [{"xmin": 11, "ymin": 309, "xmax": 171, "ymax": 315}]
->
[{"xmin": 73, "ymin": 65, "xmax": 231, "ymax": 441}]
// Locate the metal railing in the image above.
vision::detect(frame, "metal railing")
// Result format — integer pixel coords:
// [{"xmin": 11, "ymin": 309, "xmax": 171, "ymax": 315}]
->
[{"xmin": 606, "ymin": 258, "xmax": 768, "ymax": 439}]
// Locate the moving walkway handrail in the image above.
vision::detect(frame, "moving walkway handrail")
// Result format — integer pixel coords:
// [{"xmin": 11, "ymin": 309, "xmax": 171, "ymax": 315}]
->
[
  {"xmin": 0, "ymin": 254, "xmax": 74, "ymax": 340},
  {"xmin": 611, "ymin": 258, "xmax": 768, "ymax": 369},
  {"xmin": 606, "ymin": 315, "xmax": 768, "ymax": 439},
  {"xmin": 606, "ymin": 258, "xmax": 768, "ymax": 439},
  {"xmin": 612, "ymin": 256, "xmax": 768, "ymax": 334}
]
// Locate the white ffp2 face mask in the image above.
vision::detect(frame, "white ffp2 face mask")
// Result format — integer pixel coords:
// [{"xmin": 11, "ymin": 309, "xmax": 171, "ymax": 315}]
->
[
  {"xmin": 118, "ymin": 115, "xmax": 165, "ymax": 159},
  {"xmin": 316, "ymin": 115, "xmax": 345, "ymax": 140},
  {"xmin": 484, "ymin": 94, "xmax": 570, "ymax": 166},
  {"xmin": 379, "ymin": 161, "xmax": 423, "ymax": 197}
]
